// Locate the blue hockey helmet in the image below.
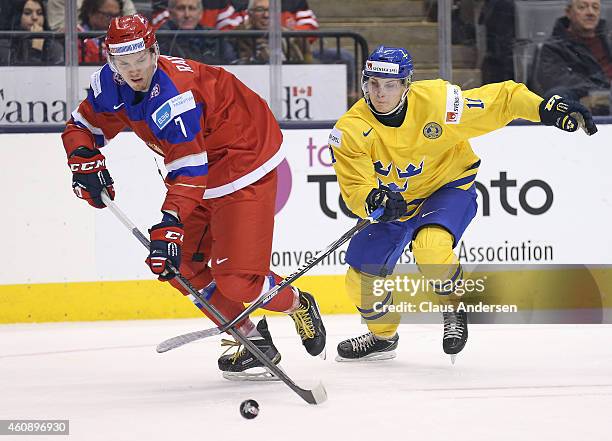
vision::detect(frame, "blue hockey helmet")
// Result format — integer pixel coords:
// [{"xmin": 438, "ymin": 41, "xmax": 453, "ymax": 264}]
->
[{"xmin": 362, "ymin": 45, "xmax": 414, "ymax": 115}]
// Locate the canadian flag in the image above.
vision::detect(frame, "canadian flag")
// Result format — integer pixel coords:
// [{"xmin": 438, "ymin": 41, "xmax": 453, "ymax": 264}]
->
[{"xmin": 292, "ymin": 86, "xmax": 312, "ymax": 97}]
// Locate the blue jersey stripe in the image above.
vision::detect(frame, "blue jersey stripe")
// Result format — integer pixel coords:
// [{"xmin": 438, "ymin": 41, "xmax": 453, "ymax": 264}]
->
[
  {"xmin": 167, "ymin": 163, "xmax": 209, "ymax": 180},
  {"xmin": 442, "ymin": 173, "xmax": 477, "ymax": 189},
  {"xmin": 93, "ymin": 134, "xmax": 106, "ymax": 148},
  {"xmin": 467, "ymin": 160, "xmax": 481, "ymax": 171},
  {"xmin": 356, "ymin": 291, "xmax": 392, "ymax": 315}
]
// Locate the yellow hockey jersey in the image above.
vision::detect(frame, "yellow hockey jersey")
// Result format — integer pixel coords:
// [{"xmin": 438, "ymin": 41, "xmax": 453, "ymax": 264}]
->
[{"xmin": 329, "ymin": 79, "xmax": 543, "ymax": 220}]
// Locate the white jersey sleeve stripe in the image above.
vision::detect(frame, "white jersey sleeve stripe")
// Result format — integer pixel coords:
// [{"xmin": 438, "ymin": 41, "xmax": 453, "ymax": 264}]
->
[
  {"xmin": 165, "ymin": 152, "xmax": 208, "ymax": 172},
  {"xmin": 204, "ymin": 146, "xmax": 284, "ymax": 199},
  {"xmin": 71, "ymin": 109, "xmax": 107, "ymax": 142}
]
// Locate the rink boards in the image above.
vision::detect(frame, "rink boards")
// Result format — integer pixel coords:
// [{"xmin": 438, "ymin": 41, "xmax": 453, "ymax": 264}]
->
[{"xmin": 1, "ymin": 124, "xmax": 612, "ymax": 322}]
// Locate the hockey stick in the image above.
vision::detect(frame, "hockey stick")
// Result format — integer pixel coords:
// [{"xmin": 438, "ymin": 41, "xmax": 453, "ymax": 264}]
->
[
  {"xmin": 100, "ymin": 192, "xmax": 327, "ymax": 405},
  {"xmin": 157, "ymin": 206, "xmax": 384, "ymax": 353}
]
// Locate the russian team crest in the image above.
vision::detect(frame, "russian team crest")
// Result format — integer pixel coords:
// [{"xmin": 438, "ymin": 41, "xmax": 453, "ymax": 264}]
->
[
  {"xmin": 423, "ymin": 122, "xmax": 442, "ymax": 139},
  {"xmin": 113, "ymin": 72, "xmax": 126, "ymax": 86},
  {"xmin": 150, "ymin": 83, "xmax": 161, "ymax": 99}
]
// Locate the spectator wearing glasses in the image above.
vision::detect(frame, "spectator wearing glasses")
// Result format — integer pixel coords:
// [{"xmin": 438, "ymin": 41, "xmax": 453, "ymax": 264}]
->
[
  {"xmin": 231, "ymin": 0, "xmax": 312, "ymax": 64},
  {"xmin": 228, "ymin": 0, "xmax": 318, "ymax": 31},
  {"xmin": 156, "ymin": 0, "xmax": 236, "ymax": 64},
  {"xmin": 0, "ymin": 0, "xmax": 64, "ymax": 65},
  {"xmin": 533, "ymin": 0, "xmax": 612, "ymax": 114},
  {"xmin": 46, "ymin": 0, "xmax": 136, "ymax": 31},
  {"xmin": 231, "ymin": 0, "xmax": 357, "ymax": 99},
  {"xmin": 77, "ymin": 0, "xmax": 123, "ymax": 64},
  {"xmin": 152, "ymin": 0, "xmax": 243, "ymax": 30}
]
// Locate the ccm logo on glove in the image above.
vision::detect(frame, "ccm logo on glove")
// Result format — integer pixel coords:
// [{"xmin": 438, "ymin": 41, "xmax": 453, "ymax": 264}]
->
[
  {"xmin": 67, "ymin": 147, "xmax": 115, "ymax": 209},
  {"xmin": 147, "ymin": 220, "xmax": 185, "ymax": 280},
  {"xmin": 164, "ymin": 230, "xmax": 184, "ymax": 241},
  {"xmin": 69, "ymin": 158, "xmax": 106, "ymax": 172}
]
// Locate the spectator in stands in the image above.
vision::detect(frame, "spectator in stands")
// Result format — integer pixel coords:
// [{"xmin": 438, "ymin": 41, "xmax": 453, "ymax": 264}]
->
[
  {"xmin": 230, "ymin": 0, "xmax": 357, "ymax": 98},
  {"xmin": 156, "ymin": 0, "xmax": 236, "ymax": 64},
  {"xmin": 47, "ymin": 0, "xmax": 137, "ymax": 31},
  {"xmin": 277, "ymin": 0, "xmax": 358, "ymax": 99},
  {"xmin": 0, "ymin": 0, "xmax": 64, "ymax": 65},
  {"xmin": 533, "ymin": 0, "xmax": 611, "ymax": 114},
  {"xmin": 479, "ymin": 0, "xmax": 515, "ymax": 83},
  {"xmin": 231, "ymin": 0, "xmax": 312, "ymax": 64},
  {"xmin": 229, "ymin": 0, "xmax": 318, "ymax": 31},
  {"xmin": 152, "ymin": 0, "xmax": 243, "ymax": 30},
  {"xmin": 155, "ymin": 0, "xmax": 317, "ymax": 31},
  {"xmin": 77, "ymin": 0, "xmax": 122, "ymax": 64}
]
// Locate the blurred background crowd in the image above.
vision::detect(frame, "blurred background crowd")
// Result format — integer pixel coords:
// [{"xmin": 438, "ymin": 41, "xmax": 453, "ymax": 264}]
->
[{"xmin": 0, "ymin": 0, "xmax": 610, "ymax": 114}]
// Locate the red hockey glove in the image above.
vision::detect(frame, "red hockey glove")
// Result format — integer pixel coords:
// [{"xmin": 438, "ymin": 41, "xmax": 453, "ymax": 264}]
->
[
  {"xmin": 68, "ymin": 147, "xmax": 115, "ymax": 208},
  {"xmin": 146, "ymin": 216, "xmax": 184, "ymax": 281}
]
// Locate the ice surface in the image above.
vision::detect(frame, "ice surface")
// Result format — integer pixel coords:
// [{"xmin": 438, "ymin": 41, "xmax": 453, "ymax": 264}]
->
[{"xmin": 1, "ymin": 315, "xmax": 611, "ymax": 441}]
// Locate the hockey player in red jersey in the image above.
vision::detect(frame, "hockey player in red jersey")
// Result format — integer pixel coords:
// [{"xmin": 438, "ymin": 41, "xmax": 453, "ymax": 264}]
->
[{"xmin": 61, "ymin": 14, "xmax": 326, "ymax": 379}]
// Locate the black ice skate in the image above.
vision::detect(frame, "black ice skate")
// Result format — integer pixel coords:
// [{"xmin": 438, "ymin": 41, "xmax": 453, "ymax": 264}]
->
[
  {"xmin": 442, "ymin": 310, "xmax": 468, "ymax": 363},
  {"xmin": 217, "ymin": 317, "xmax": 281, "ymax": 381},
  {"xmin": 336, "ymin": 332, "xmax": 399, "ymax": 362},
  {"xmin": 289, "ymin": 290, "xmax": 327, "ymax": 358}
]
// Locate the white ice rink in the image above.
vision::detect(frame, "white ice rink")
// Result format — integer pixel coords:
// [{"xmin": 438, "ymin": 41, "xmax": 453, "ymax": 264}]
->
[{"xmin": 1, "ymin": 315, "xmax": 611, "ymax": 441}]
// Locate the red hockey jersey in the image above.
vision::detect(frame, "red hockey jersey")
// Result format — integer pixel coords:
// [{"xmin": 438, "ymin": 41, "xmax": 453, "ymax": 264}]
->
[{"xmin": 62, "ymin": 56, "xmax": 283, "ymax": 220}]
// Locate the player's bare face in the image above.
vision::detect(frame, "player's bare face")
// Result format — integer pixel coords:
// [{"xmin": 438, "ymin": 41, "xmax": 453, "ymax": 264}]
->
[
  {"xmin": 367, "ymin": 78, "xmax": 405, "ymax": 114},
  {"xmin": 113, "ymin": 50, "xmax": 156, "ymax": 92},
  {"xmin": 170, "ymin": 0, "xmax": 203, "ymax": 30}
]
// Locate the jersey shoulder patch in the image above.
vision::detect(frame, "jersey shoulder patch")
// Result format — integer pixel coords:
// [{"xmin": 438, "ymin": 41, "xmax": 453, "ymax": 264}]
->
[
  {"xmin": 88, "ymin": 65, "xmax": 123, "ymax": 112},
  {"xmin": 328, "ymin": 126, "xmax": 342, "ymax": 147},
  {"xmin": 90, "ymin": 68, "xmax": 103, "ymax": 98},
  {"xmin": 444, "ymin": 83, "xmax": 464, "ymax": 125},
  {"xmin": 151, "ymin": 90, "xmax": 196, "ymax": 130}
]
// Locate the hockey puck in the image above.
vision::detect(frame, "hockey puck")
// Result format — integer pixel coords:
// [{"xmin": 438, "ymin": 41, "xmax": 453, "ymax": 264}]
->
[{"xmin": 239, "ymin": 399, "xmax": 259, "ymax": 419}]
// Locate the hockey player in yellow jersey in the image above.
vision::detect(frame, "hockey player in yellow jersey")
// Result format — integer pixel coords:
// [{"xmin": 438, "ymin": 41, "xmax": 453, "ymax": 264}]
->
[{"xmin": 329, "ymin": 45, "xmax": 597, "ymax": 362}]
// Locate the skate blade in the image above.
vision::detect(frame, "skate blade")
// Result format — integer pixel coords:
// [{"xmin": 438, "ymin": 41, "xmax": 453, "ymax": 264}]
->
[
  {"xmin": 222, "ymin": 366, "xmax": 281, "ymax": 382},
  {"xmin": 335, "ymin": 351, "xmax": 396, "ymax": 362},
  {"xmin": 318, "ymin": 346, "xmax": 327, "ymax": 360},
  {"xmin": 450, "ymin": 354, "xmax": 457, "ymax": 365}
]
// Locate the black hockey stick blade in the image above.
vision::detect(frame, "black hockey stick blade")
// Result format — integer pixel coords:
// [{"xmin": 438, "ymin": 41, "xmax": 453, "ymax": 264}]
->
[{"xmin": 156, "ymin": 327, "xmax": 221, "ymax": 353}]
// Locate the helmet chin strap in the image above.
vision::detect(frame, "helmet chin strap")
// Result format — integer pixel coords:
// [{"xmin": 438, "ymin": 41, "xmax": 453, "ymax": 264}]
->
[{"xmin": 107, "ymin": 53, "xmax": 119, "ymax": 73}]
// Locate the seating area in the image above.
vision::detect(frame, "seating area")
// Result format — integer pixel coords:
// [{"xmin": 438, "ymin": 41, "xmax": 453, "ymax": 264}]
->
[
  {"xmin": 309, "ymin": 0, "xmax": 482, "ymax": 88},
  {"xmin": 0, "ymin": 0, "xmax": 610, "ymax": 96},
  {"xmin": 513, "ymin": 0, "xmax": 612, "ymax": 91}
]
